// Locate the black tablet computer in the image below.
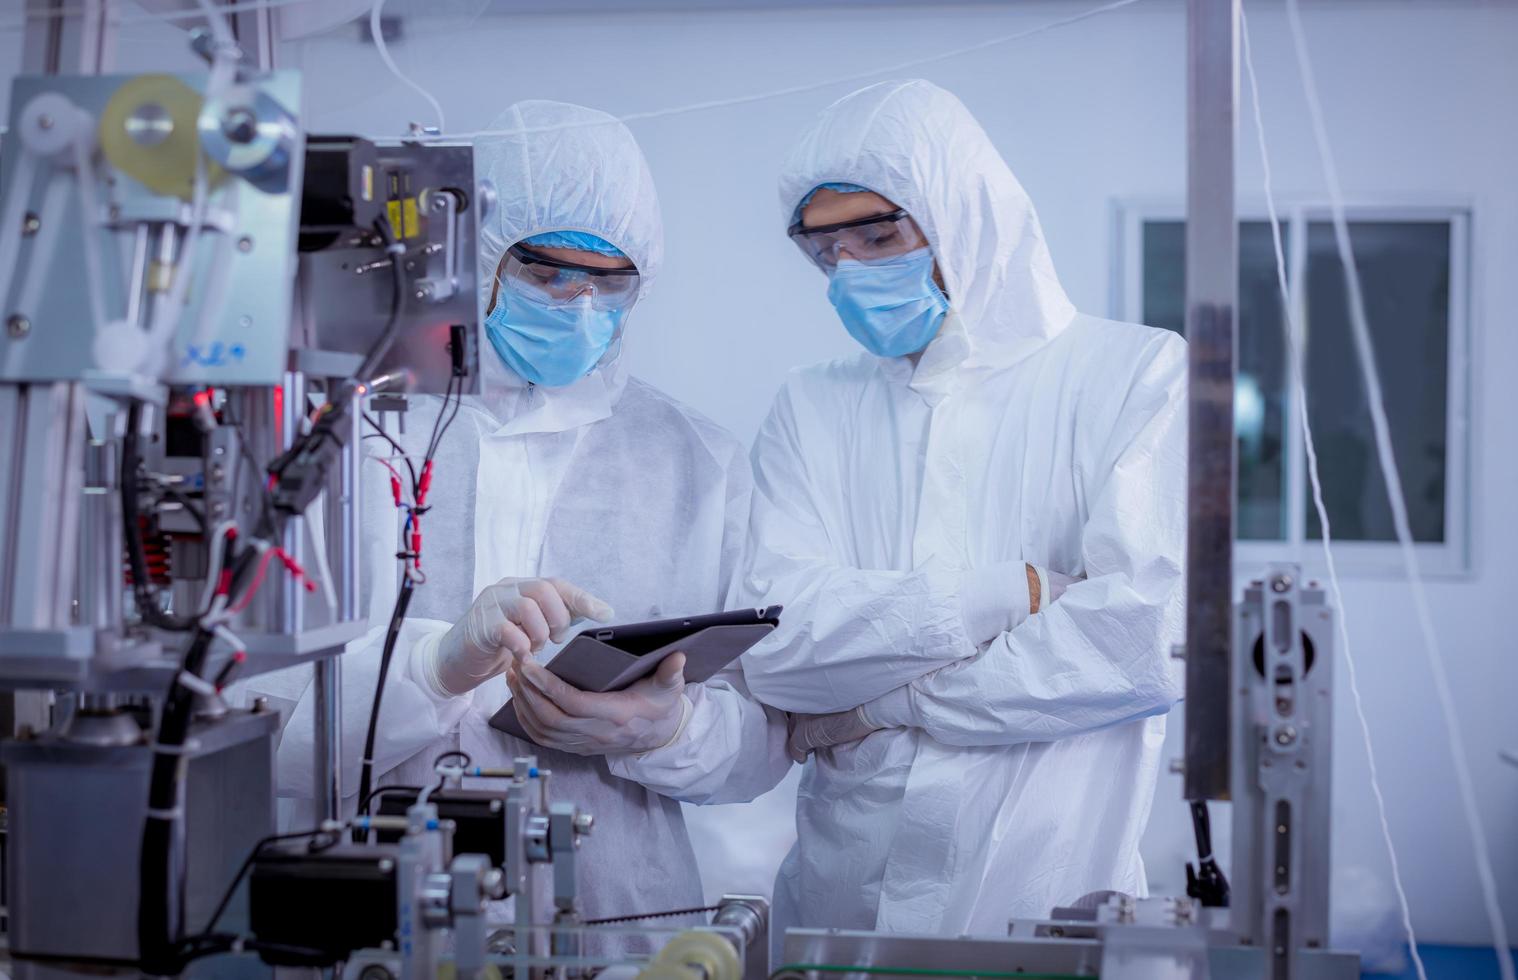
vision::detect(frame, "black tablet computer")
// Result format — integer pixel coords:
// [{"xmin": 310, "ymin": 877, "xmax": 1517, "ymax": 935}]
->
[{"xmin": 488, "ymin": 606, "xmax": 782, "ymax": 744}]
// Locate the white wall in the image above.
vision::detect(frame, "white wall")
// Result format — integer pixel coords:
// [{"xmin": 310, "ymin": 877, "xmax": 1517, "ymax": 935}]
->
[{"xmin": 2, "ymin": 0, "xmax": 1513, "ymax": 956}]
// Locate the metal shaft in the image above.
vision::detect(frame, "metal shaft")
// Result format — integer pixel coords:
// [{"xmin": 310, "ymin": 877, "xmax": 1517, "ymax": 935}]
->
[{"xmin": 1183, "ymin": 0, "xmax": 1240, "ymax": 801}]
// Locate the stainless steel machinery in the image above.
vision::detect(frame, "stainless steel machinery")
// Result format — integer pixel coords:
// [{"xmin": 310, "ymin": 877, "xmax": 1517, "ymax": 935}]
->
[{"xmin": 0, "ymin": 2, "xmax": 1362, "ymax": 978}]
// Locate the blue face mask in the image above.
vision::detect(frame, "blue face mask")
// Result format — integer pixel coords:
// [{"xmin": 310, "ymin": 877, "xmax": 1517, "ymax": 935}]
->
[
  {"xmin": 485, "ymin": 293, "xmax": 622, "ymax": 387},
  {"xmin": 826, "ymin": 247, "xmax": 949, "ymax": 358}
]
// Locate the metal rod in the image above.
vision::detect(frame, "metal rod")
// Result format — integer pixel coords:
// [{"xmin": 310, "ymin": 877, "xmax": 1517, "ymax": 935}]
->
[
  {"xmin": 313, "ymin": 397, "xmax": 361, "ymax": 822},
  {"xmin": 1183, "ymin": 0, "xmax": 1240, "ymax": 802},
  {"xmin": 124, "ymin": 223, "xmax": 150, "ymax": 329},
  {"xmin": 229, "ymin": 0, "xmax": 278, "ymax": 73},
  {"xmin": 313, "ymin": 657, "xmax": 342, "ymax": 821},
  {"xmin": 277, "ymin": 371, "xmax": 305, "ymax": 636}
]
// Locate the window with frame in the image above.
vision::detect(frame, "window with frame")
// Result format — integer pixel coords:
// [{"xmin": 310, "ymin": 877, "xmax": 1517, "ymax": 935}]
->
[{"xmin": 1117, "ymin": 205, "xmax": 1469, "ymax": 575}]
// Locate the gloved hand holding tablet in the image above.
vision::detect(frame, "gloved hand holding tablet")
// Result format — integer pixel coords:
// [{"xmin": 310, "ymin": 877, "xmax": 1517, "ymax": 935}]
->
[{"xmin": 489, "ymin": 607, "xmax": 782, "ymax": 752}]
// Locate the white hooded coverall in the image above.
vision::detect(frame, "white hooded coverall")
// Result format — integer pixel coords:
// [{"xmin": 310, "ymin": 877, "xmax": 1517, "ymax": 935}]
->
[
  {"xmin": 251, "ymin": 100, "xmax": 790, "ymax": 924},
  {"xmin": 741, "ymin": 80, "xmax": 1188, "ymax": 944}
]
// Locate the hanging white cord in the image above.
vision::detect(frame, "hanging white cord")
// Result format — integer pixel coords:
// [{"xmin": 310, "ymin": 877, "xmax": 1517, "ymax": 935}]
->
[
  {"xmin": 391, "ymin": 0, "xmax": 1143, "ymax": 143},
  {"xmin": 1239, "ymin": 10, "xmax": 1428, "ymax": 979},
  {"xmin": 2, "ymin": 0, "xmax": 1141, "ymax": 144},
  {"xmin": 1276, "ymin": 2, "xmax": 1516, "ymax": 977},
  {"xmin": 369, "ymin": 0, "xmax": 446, "ymax": 135}
]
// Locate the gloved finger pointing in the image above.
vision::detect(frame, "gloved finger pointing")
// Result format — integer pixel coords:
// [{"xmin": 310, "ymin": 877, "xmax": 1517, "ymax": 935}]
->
[
  {"xmin": 508, "ymin": 596, "xmax": 552, "ymax": 652},
  {"xmin": 547, "ymin": 578, "xmax": 614, "ymax": 623},
  {"xmin": 485, "ymin": 618, "xmax": 533, "ymax": 660},
  {"xmin": 515, "ymin": 579, "xmax": 574, "ymax": 643}
]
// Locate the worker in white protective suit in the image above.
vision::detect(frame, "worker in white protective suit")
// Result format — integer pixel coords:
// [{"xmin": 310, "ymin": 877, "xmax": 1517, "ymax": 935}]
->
[
  {"xmin": 249, "ymin": 100, "xmax": 790, "ymax": 924},
  {"xmin": 741, "ymin": 79, "xmax": 1188, "ymax": 945}
]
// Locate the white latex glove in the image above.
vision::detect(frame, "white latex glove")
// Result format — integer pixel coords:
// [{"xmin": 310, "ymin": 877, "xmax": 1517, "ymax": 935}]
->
[
  {"xmin": 422, "ymin": 577, "xmax": 614, "ymax": 697},
  {"xmin": 506, "ymin": 651, "xmax": 690, "ymax": 755},
  {"xmin": 786, "ymin": 705, "xmax": 884, "ymax": 763}
]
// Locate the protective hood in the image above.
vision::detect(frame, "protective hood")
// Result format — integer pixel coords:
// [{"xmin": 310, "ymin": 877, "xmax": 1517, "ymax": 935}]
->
[
  {"xmin": 778, "ymin": 79, "xmax": 1076, "ymax": 375},
  {"xmin": 475, "ymin": 101, "xmax": 663, "ymax": 430}
]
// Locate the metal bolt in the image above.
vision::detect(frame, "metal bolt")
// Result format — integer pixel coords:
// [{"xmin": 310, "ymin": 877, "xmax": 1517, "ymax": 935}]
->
[
  {"xmin": 573, "ymin": 811, "xmax": 594, "ymax": 837},
  {"xmin": 237, "ymin": 235, "xmax": 254, "ymax": 253},
  {"xmin": 37, "ymin": 113, "xmax": 54, "ymax": 130},
  {"xmin": 378, "ymin": 858, "xmax": 395, "ymax": 873},
  {"xmin": 238, "ymin": 314, "xmax": 252, "ymax": 328},
  {"xmin": 221, "ymin": 106, "xmax": 259, "ymax": 144},
  {"xmin": 1170, "ymin": 644, "xmax": 1186, "ymax": 661},
  {"xmin": 251, "ymin": 696, "xmax": 269, "ymax": 713},
  {"xmin": 405, "ymin": 260, "xmax": 416, "ymax": 272},
  {"xmin": 21, "ymin": 212, "xmax": 40, "ymax": 236},
  {"xmin": 1271, "ymin": 574, "xmax": 1293, "ymax": 594},
  {"xmin": 7, "ymin": 314, "xmax": 30, "ymax": 338},
  {"xmin": 482, "ymin": 868, "xmax": 506, "ymax": 900},
  {"xmin": 1275, "ymin": 725, "xmax": 1298, "ymax": 746},
  {"xmin": 108, "ymin": 204, "xmax": 121, "ymax": 222},
  {"xmin": 126, "ymin": 102, "xmax": 173, "ymax": 146},
  {"xmin": 1168, "ymin": 758, "xmax": 1185, "ymax": 775},
  {"xmin": 431, "ymin": 193, "xmax": 448, "ymax": 213}
]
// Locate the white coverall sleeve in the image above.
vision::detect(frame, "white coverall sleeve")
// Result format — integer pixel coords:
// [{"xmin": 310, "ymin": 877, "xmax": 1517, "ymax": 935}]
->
[
  {"xmin": 606, "ymin": 439, "xmax": 792, "ymax": 804},
  {"xmin": 866, "ymin": 336, "xmax": 1188, "ymax": 745},
  {"xmin": 239, "ymin": 465, "xmax": 472, "ymax": 806},
  {"xmin": 738, "ymin": 383, "xmax": 978, "ymax": 714}
]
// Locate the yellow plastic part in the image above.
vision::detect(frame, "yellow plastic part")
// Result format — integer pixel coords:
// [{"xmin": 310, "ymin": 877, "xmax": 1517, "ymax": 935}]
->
[
  {"xmin": 98, "ymin": 74, "xmax": 221, "ymax": 200},
  {"xmin": 436, "ymin": 963, "xmax": 503, "ymax": 980},
  {"xmin": 648, "ymin": 930, "xmax": 743, "ymax": 980}
]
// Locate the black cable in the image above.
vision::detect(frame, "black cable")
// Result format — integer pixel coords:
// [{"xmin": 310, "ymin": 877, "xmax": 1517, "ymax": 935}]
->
[
  {"xmin": 134, "ymin": 394, "xmax": 287, "ymax": 974},
  {"xmin": 433, "ymin": 749, "xmax": 471, "ymax": 770},
  {"xmin": 192, "ymin": 828, "xmax": 340, "ymax": 946},
  {"xmin": 354, "ymin": 216, "xmax": 408, "ymax": 384},
  {"xmin": 218, "ymin": 396, "xmax": 279, "ymax": 535},
  {"xmin": 356, "ymin": 783, "xmax": 424, "ymax": 820},
  {"xmin": 138, "ymin": 625, "xmax": 215, "ymax": 975},
  {"xmin": 122, "ymin": 403, "xmax": 197, "ymax": 633},
  {"xmin": 352, "ymin": 575, "xmax": 416, "ymax": 842},
  {"xmin": 424, "ymin": 371, "xmax": 462, "ymax": 464},
  {"xmin": 266, "ymin": 219, "xmax": 407, "ymax": 517},
  {"xmin": 361, "ymin": 410, "xmax": 418, "ymax": 492},
  {"xmin": 159, "ymin": 484, "xmax": 208, "ymax": 535},
  {"xmin": 1185, "ymin": 800, "xmax": 1231, "ymax": 908}
]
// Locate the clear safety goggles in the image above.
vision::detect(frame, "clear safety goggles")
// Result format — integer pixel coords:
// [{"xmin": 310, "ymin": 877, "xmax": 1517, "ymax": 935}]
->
[
  {"xmin": 498, "ymin": 242, "xmax": 641, "ymax": 312},
  {"xmin": 787, "ymin": 208, "xmax": 931, "ymax": 271}
]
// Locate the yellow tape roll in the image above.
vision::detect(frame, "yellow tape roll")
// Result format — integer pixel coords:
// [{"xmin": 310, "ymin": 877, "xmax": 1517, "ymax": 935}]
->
[{"xmin": 98, "ymin": 74, "xmax": 221, "ymax": 200}]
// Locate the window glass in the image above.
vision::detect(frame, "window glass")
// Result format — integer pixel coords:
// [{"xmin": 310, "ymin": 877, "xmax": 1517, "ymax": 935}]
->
[
  {"xmin": 1303, "ymin": 221, "xmax": 1451, "ymax": 542},
  {"xmin": 1141, "ymin": 220, "xmax": 1287, "ymax": 540}
]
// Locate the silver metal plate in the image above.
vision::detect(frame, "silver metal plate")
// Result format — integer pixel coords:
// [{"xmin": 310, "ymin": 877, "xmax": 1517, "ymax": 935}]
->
[{"xmin": 0, "ymin": 72, "xmax": 304, "ymax": 386}]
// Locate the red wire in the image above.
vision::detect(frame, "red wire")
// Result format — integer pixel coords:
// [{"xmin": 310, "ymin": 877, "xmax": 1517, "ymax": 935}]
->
[{"xmin": 230, "ymin": 547, "xmax": 277, "ymax": 613}]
